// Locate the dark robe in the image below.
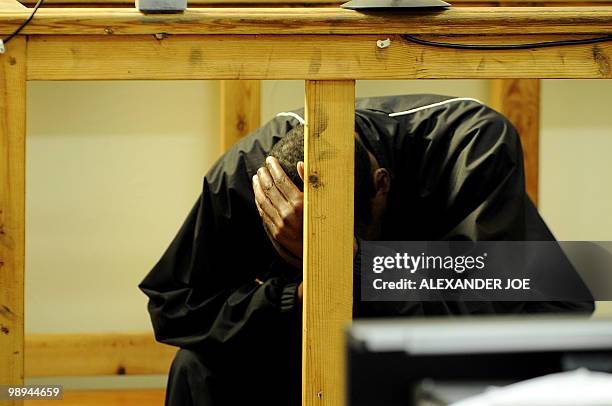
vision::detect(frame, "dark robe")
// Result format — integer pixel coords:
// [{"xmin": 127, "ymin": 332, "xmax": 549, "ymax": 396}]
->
[{"xmin": 139, "ymin": 94, "xmax": 593, "ymax": 406}]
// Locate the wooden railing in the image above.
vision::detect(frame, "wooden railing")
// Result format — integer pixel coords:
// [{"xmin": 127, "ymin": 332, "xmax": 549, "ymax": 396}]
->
[
  {"xmin": 25, "ymin": 333, "xmax": 175, "ymax": 377},
  {"xmin": 1, "ymin": 3, "xmax": 610, "ymax": 406}
]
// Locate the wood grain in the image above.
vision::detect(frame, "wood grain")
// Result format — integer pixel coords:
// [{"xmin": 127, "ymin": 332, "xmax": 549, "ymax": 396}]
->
[
  {"xmin": 0, "ymin": 35, "xmax": 26, "ymax": 406},
  {"xmin": 25, "ymin": 332, "xmax": 177, "ymax": 377},
  {"xmin": 491, "ymin": 79, "xmax": 541, "ymax": 205},
  {"xmin": 19, "ymin": 0, "xmax": 340, "ymax": 3},
  {"xmin": 26, "ymin": 34, "xmax": 612, "ymax": 80},
  {"xmin": 14, "ymin": 0, "xmax": 612, "ymax": 5},
  {"xmin": 0, "ymin": 0, "xmax": 25, "ymax": 10},
  {"xmin": 1, "ymin": 7, "xmax": 612, "ymax": 35},
  {"xmin": 220, "ymin": 80, "xmax": 261, "ymax": 152},
  {"xmin": 303, "ymin": 80, "xmax": 354, "ymax": 406},
  {"xmin": 24, "ymin": 389, "xmax": 165, "ymax": 406}
]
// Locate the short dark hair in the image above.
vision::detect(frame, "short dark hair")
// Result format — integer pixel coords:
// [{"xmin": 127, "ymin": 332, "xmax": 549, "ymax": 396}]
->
[{"xmin": 268, "ymin": 124, "xmax": 375, "ymax": 228}]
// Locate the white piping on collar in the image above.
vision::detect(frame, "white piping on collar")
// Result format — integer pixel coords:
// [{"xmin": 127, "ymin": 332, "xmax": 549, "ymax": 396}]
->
[
  {"xmin": 276, "ymin": 98, "xmax": 482, "ymax": 123},
  {"xmin": 388, "ymin": 97, "xmax": 483, "ymax": 117},
  {"xmin": 276, "ymin": 112, "xmax": 305, "ymax": 125}
]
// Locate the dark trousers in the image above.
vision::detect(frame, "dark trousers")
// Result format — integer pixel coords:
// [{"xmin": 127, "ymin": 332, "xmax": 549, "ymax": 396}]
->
[
  {"xmin": 166, "ymin": 349, "xmax": 217, "ymax": 406},
  {"xmin": 166, "ymin": 348, "xmax": 300, "ymax": 406}
]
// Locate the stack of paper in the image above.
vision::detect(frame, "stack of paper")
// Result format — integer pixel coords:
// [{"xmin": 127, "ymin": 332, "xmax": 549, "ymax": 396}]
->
[{"xmin": 451, "ymin": 369, "xmax": 612, "ymax": 406}]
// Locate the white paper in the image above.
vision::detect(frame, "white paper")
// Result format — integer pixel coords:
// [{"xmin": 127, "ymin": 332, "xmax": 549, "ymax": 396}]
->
[{"xmin": 451, "ymin": 369, "xmax": 612, "ymax": 406}]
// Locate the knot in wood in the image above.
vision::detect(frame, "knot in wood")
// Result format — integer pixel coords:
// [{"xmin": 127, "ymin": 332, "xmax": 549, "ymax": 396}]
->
[
  {"xmin": 308, "ymin": 173, "xmax": 320, "ymax": 188},
  {"xmin": 236, "ymin": 115, "xmax": 246, "ymax": 132}
]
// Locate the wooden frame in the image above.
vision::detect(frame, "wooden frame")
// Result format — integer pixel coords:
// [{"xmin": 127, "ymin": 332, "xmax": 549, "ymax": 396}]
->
[
  {"xmin": 13, "ymin": 0, "xmax": 612, "ymax": 6},
  {"xmin": 24, "ymin": 333, "xmax": 176, "ymax": 377},
  {"xmin": 220, "ymin": 80, "xmax": 261, "ymax": 151},
  {"xmin": 491, "ymin": 79, "xmax": 541, "ymax": 203},
  {"xmin": 0, "ymin": 34, "xmax": 27, "ymax": 397},
  {"xmin": 2, "ymin": 8, "xmax": 612, "ymax": 35},
  {"xmin": 1, "ymin": 4, "xmax": 611, "ymax": 405},
  {"xmin": 303, "ymin": 80, "xmax": 354, "ymax": 406},
  {"xmin": 21, "ymin": 34, "xmax": 612, "ymax": 80}
]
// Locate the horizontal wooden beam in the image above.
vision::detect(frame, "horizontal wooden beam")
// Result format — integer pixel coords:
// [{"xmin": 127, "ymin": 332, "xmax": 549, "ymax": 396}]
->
[
  {"xmin": 15, "ymin": 0, "xmax": 342, "ymax": 7},
  {"xmin": 14, "ymin": 0, "xmax": 612, "ymax": 4},
  {"xmin": 26, "ymin": 34, "xmax": 612, "ymax": 80},
  {"xmin": 23, "ymin": 389, "xmax": 165, "ymax": 406},
  {"xmin": 19, "ymin": 0, "xmax": 340, "ymax": 3},
  {"xmin": 25, "ymin": 332, "xmax": 176, "ymax": 377},
  {"xmin": 14, "ymin": 0, "xmax": 612, "ymax": 7},
  {"xmin": 1, "ymin": 7, "xmax": 612, "ymax": 35}
]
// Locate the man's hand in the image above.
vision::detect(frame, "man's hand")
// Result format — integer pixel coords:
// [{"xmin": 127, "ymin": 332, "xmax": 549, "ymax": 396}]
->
[{"xmin": 253, "ymin": 157, "xmax": 305, "ymax": 268}]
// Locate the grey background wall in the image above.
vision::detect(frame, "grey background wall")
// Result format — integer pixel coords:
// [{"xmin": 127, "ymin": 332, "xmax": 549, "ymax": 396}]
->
[{"xmin": 25, "ymin": 79, "xmax": 612, "ymax": 337}]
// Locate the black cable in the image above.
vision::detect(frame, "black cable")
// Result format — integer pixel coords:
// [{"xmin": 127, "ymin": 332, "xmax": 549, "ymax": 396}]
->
[
  {"xmin": 1, "ymin": 0, "xmax": 45, "ymax": 47},
  {"xmin": 402, "ymin": 33, "xmax": 612, "ymax": 50}
]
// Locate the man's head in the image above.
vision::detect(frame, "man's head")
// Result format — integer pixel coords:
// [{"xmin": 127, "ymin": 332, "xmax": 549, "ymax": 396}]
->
[{"xmin": 268, "ymin": 124, "xmax": 390, "ymax": 239}]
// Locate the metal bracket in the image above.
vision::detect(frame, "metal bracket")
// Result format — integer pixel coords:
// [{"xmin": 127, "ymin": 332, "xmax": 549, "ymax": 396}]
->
[{"xmin": 376, "ymin": 38, "xmax": 391, "ymax": 49}]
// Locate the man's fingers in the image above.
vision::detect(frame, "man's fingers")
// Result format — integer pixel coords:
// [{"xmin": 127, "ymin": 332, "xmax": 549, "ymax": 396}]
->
[
  {"xmin": 255, "ymin": 191, "xmax": 279, "ymax": 233},
  {"xmin": 253, "ymin": 175, "xmax": 283, "ymax": 228},
  {"xmin": 266, "ymin": 156, "xmax": 303, "ymax": 204},
  {"xmin": 263, "ymin": 213, "xmax": 280, "ymax": 239},
  {"xmin": 257, "ymin": 165, "xmax": 297, "ymax": 221},
  {"xmin": 253, "ymin": 193, "xmax": 266, "ymax": 219}
]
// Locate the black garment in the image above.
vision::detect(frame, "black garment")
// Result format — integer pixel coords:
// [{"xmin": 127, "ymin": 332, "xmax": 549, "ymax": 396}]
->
[
  {"xmin": 140, "ymin": 94, "xmax": 593, "ymax": 406},
  {"xmin": 166, "ymin": 350, "xmax": 215, "ymax": 405},
  {"xmin": 166, "ymin": 348, "xmax": 298, "ymax": 406}
]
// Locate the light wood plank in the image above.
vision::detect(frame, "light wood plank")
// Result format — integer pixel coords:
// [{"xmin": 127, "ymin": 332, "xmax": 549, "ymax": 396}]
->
[
  {"xmin": 26, "ymin": 34, "xmax": 612, "ymax": 80},
  {"xmin": 1, "ymin": 7, "xmax": 612, "ymax": 35},
  {"xmin": 0, "ymin": 0, "xmax": 25, "ymax": 10},
  {"xmin": 220, "ymin": 80, "xmax": 261, "ymax": 152},
  {"xmin": 303, "ymin": 80, "xmax": 354, "ymax": 406},
  {"xmin": 25, "ymin": 332, "xmax": 177, "ymax": 377},
  {"xmin": 19, "ymin": 0, "xmax": 341, "ymax": 3},
  {"xmin": 491, "ymin": 79, "xmax": 541, "ymax": 205},
  {"xmin": 24, "ymin": 389, "xmax": 165, "ymax": 406},
  {"xmin": 14, "ymin": 0, "xmax": 612, "ymax": 8},
  {"xmin": 0, "ymin": 35, "xmax": 26, "ymax": 406}
]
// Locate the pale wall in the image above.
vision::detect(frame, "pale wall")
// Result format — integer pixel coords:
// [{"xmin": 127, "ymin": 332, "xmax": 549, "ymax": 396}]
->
[
  {"xmin": 540, "ymin": 80, "xmax": 612, "ymax": 317},
  {"xmin": 26, "ymin": 81, "xmax": 220, "ymax": 333},
  {"xmin": 25, "ymin": 79, "xmax": 612, "ymax": 336}
]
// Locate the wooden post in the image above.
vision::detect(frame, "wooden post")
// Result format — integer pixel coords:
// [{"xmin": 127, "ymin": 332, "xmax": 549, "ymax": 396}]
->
[
  {"xmin": 219, "ymin": 80, "xmax": 261, "ymax": 152},
  {"xmin": 491, "ymin": 79, "xmax": 541, "ymax": 205},
  {"xmin": 303, "ymin": 80, "xmax": 354, "ymax": 406},
  {"xmin": 0, "ymin": 36, "xmax": 27, "ymax": 405}
]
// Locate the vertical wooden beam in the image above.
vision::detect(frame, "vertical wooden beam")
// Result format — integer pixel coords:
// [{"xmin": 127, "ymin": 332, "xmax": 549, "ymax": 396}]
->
[
  {"xmin": 491, "ymin": 79, "xmax": 541, "ymax": 205},
  {"xmin": 219, "ymin": 80, "xmax": 261, "ymax": 152},
  {"xmin": 303, "ymin": 80, "xmax": 354, "ymax": 406},
  {"xmin": 0, "ymin": 36, "xmax": 27, "ymax": 405}
]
